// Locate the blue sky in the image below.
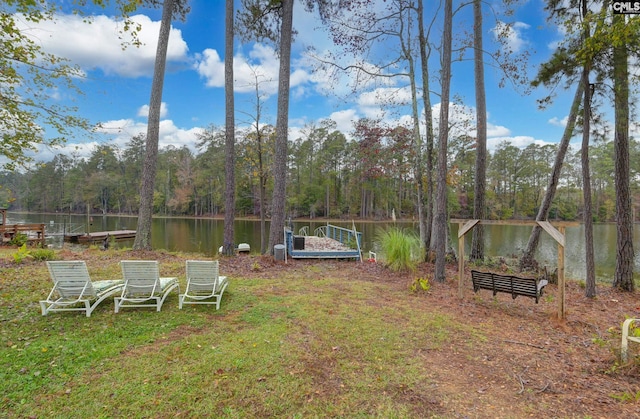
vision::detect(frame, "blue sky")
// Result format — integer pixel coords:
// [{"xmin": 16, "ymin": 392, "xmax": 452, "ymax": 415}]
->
[{"xmin": 22, "ymin": 0, "xmax": 587, "ymax": 163}]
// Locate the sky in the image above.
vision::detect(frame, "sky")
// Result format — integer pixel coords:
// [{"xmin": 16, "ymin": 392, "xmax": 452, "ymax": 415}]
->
[{"xmin": 18, "ymin": 0, "xmax": 589, "ymax": 164}]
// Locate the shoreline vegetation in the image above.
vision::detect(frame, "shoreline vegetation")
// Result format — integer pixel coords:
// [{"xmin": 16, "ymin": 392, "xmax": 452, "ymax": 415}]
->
[
  {"xmin": 1, "ymin": 246, "xmax": 639, "ymax": 417},
  {"xmin": 11, "ymin": 209, "xmax": 624, "ymax": 224},
  {"xmin": 9, "ymin": 210, "xmax": 420, "ymax": 223}
]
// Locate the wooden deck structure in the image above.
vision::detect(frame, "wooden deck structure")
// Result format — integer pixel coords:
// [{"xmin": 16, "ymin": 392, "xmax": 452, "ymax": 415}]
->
[
  {"xmin": 0, "ymin": 209, "xmax": 46, "ymax": 246},
  {"xmin": 285, "ymin": 223, "xmax": 362, "ymax": 261},
  {"xmin": 64, "ymin": 230, "xmax": 137, "ymax": 244}
]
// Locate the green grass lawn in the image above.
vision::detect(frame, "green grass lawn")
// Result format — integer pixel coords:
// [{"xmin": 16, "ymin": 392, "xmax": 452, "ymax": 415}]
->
[{"xmin": 0, "ymin": 247, "xmax": 465, "ymax": 418}]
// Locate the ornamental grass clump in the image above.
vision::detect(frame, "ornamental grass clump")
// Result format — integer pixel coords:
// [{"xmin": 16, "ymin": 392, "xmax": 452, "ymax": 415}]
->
[{"xmin": 376, "ymin": 227, "xmax": 424, "ymax": 272}]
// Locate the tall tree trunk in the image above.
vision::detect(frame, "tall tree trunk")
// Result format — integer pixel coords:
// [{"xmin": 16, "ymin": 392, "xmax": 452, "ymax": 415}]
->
[
  {"xmin": 223, "ymin": 0, "xmax": 236, "ymax": 256},
  {"xmin": 520, "ymin": 82, "xmax": 584, "ymax": 269},
  {"xmin": 581, "ymin": 0, "xmax": 596, "ymax": 298},
  {"xmin": 470, "ymin": 0, "xmax": 486, "ymax": 261},
  {"xmin": 133, "ymin": 0, "xmax": 174, "ymax": 250},
  {"xmin": 582, "ymin": 82, "xmax": 596, "ymax": 297},
  {"xmin": 400, "ymin": 3, "xmax": 425, "ymax": 256},
  {"xmin": 267, "ymin": 0, "xmax": 293, "ymax": 254},
  {"xmin": 260, "ymin": 169, "xmax": 267, "ymax": 253},
  {"xmin": 435, "ymin": 0, "xmax": 452, "ymax": 283},
  {"xmin": 612, "ymin": 15, "xmax": 634, "ymax": 291},
  {"xmin": 418, "ymin": 0, "xmax": 434, "ymax": 250}
]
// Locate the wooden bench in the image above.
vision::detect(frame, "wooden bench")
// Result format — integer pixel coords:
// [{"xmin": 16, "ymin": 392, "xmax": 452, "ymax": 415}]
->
[
  {"xmin": 621, "ymin": 318, "xmax": 640, "ymax": 362},
  {"xmin": 470, "ymin": 270, "xmax": 548, "ymax": 304}
]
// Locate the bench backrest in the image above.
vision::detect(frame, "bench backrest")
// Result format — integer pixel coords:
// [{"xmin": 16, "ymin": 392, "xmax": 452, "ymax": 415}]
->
[
  {"xmin": 471, "ymin": 270, "xmax": 542, "ymax": 301},
  {"xmin": 492, "ymin": 273, "xmax": 538, "ymax": 295}
]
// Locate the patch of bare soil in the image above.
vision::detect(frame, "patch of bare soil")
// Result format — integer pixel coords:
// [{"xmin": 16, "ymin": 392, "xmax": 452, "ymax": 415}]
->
[{"xmin": 218, "ymin": 254, "xmax": 640, "ymax": 418}]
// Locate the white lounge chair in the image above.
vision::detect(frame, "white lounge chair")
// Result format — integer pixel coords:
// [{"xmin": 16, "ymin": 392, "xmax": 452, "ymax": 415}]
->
[
  {"xmin": 179, "ymin": 260, "xmax": 228, "ymax": 310},
  {"xmin": 40, "ymin": 261, "xmax": 123, "ymax": 317},
  {"xmin": 115, "ymin": 260, "xmax": 180, "ymax": 312},
  {"xmin": 621, "ymin": 318, "xmax": 640, "ymax": 362}
]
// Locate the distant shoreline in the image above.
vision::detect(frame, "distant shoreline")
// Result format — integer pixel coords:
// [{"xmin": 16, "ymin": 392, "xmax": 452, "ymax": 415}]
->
[
  {"xmin": 9, "ymin": 210, "xmax": 604, "ymax": 225},
  {"xmin": 7, "ymin": 210, "xmax": 419, "ymax": 224}
]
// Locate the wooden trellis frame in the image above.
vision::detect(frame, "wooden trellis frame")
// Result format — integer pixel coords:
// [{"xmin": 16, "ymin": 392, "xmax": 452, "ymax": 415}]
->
[{"xmin": 452, "ymin": 219, "xmax": 579, "ymax": 320}]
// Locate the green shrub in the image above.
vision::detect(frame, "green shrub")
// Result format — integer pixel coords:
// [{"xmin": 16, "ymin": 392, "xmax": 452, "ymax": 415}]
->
[
  {"xmin": 410, "ymin": 276, "xmax": 431, "ymax": 293},
  {"xmin": 8, "ymin": 233, "xmax": 28, "ymax": 247},
  {"xmin": 30, "ymin": 248, "xmax": 56, "ymax": 261},
  {"xmin": 12, "ymin": 243, "xmax": 32, "ymax": 264},
  {"xmin": 376, "ymin": 227, "xmax": 424, "ymax": 272}
]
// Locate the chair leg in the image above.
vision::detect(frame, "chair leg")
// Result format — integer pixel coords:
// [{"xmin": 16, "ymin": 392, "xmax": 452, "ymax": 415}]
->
[{"xmin": 622, "ymin": 318, "xmax": 635, "ymax": 362}]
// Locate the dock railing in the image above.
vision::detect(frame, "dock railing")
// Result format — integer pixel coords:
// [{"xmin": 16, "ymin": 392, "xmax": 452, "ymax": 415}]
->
[{"xmin": 324, "ymin": 224, "xmax": 362, "ymax": 250}]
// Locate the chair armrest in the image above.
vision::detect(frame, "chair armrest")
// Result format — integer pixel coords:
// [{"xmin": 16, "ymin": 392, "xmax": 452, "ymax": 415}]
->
[{"xmin": 537, "ymin": 279, "xmax": 548, "ymax": 293}]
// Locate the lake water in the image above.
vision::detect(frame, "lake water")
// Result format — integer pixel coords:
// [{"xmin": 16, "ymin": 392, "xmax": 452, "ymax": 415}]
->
[{"xmin": 8, "ymin": 212, "xmax": 640, "ymax": 282}]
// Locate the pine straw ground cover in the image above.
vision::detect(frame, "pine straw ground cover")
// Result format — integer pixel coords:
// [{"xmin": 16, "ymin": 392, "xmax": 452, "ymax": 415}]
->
[{"xmin": 1, "ymin": 247, "xmax": 640, "ymax": 418}]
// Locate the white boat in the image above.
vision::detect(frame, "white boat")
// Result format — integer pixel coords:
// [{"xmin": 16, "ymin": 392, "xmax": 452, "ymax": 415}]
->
[{"xmin": 218, "ymin": 243, "xmax": 251, "ymax": 253}]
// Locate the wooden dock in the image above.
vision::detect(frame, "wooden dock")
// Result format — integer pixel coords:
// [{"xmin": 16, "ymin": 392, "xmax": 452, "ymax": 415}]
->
[
  {"xmin": 285, "ymin": 224, "xmax": 362, "ymax": 260},
  {"xmin": 0, "ymin": 223, "xmax": 46, "ymax": 246},
  {"xmin": 0, "ymin": 208, "xmax": 46, "ymax": 246},
  {"xmin": 64, "ymin": 230, "xmax": 137, "ymax": 244}
]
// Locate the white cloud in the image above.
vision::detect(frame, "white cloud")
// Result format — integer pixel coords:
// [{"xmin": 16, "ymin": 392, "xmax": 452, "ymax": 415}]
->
[
  {"xmin": 303, "ymin": 48, "xmax": 401, "ymax": 99},
  {"xmin": 20, "ymin": 13, "xmax": 189, "ymax": 78},
  {"xmin": 195, "ymin": 44, "xmax": 283, "ymax": 96},
  {"xmin": 92, "ymin": 118, "xmax": 203, "ymax": 152},
  {"xmin": 549, "ymin": 116, "xmax": 568, "ymax": 127},
  {"xmin": 431, "ymin": 103, "xmax": 475, "ymax": 138},
  {"xmin": 491, "ymin": 21, "xmax": 530, "ymax": 53},
  {"xmin": 358, "ymin": 87, "xmax": 413, "ymax": 108},
  {"xmin": 34, "ymin": 141, "xmax": 103, "ymax": 165},
  {"xmin": 195, "ymin": 42, "xmax": 317, "ymax": 99},
  {"xmin": 138, "ymin": 102, "xmax": 169, "ymax": 118},
  {"xmin": 487, "ymin": 135, "xmax": 549, "ymax": 151},
  {"xmin": 28, "ymin": 115, "xmax": 204, "ymax": 165},
  {"xmin": 487, "ymin": 123, "xmax": 511, "ymax": 137},
  {"xmin": 194, "ymin": 49, "xmax": 225, "ymax": 87},
  {"xmin": 95, "ymin": 118, "xmax": 147, "ymax": 143},
  {"xmin": 327, "ymin": 109, "xmax": 359, "ymax": 135},
  {"xmin": 157, "ymin": 120, "xmax": 204, "ymax": 150}
]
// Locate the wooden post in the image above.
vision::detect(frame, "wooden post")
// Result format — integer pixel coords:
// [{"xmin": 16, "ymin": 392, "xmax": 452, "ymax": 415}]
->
[
  {"xmin": 537, "ymin": 221, "xmax": 567, "ymax": 320},
  {"xmin": 458, "ymin": 230, "xmax": 465, "ymax": 298},
  {"xmin": 457, "ymin": 220, "xmax": 479, "ymax": 299},
  {"xmin": 451, "ymin": 219, "xmax": 574, "ymax": 319}
]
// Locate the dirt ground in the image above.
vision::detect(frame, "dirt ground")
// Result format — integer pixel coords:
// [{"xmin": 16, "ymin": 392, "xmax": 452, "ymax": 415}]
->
[
  {"xmin": 215, "ymin": 253, "xmax": 640, "ymax": 418},
  {"xmin": 55, "ymin": 248, "xmax": 640, "ymax": 417}
]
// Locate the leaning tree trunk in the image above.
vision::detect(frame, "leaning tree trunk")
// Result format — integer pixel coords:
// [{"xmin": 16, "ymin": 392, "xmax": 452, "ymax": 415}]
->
[
  {"xmin": 470, "ymin": 0, "xmax": 486, "ymax": 262},
  {"xmin": 520, "ymin": 82, "xmax": 584, "ymax": 270},
  {"xmin": 612, "ymin": 18, "xmax": 634, "ymax": 292},
  {"xmin": 133, "ymin": 0, "xmax": 174, "ymax": 250},
  {"xmin": 223, "ymin": 0, "xmax": 236, "ymax": 256},
  {"xmin": 267, "ymin": 0, "xmax": 294, "ymax": 254}
]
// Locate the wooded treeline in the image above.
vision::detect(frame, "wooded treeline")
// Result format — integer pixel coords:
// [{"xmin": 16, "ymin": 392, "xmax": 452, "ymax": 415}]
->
[{"xmin": 2, "ymin": 120, "xmax": 638, "ymax": 223}]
